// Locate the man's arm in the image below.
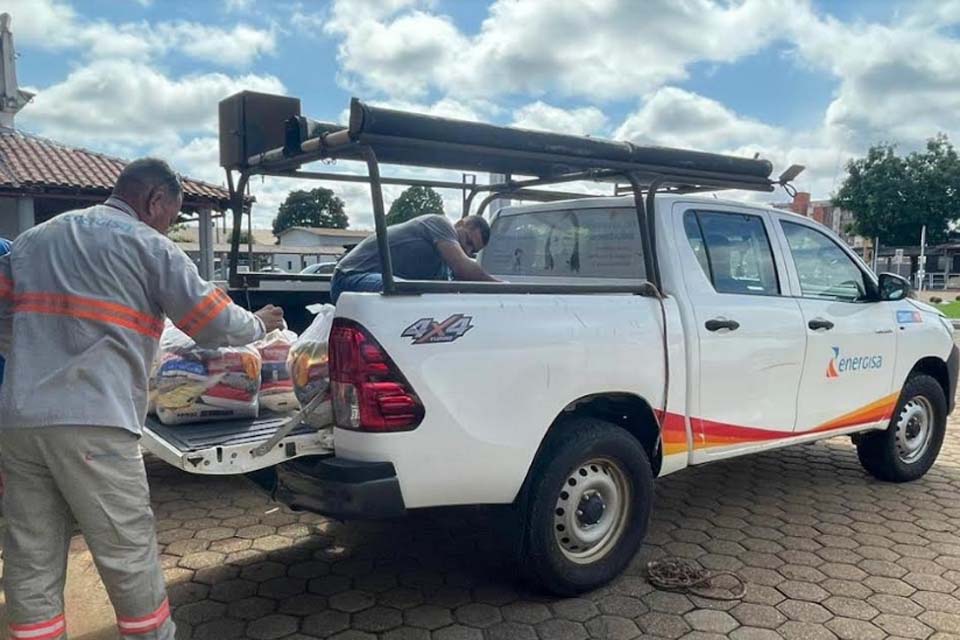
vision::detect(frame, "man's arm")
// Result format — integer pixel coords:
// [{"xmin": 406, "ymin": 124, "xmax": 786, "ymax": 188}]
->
[
  {"xmin": 436, "ymin": 241, "xmax": 502, "ymax": 282},
  {"xmin": 154, "ymin": 241, "xmax": 283, "ymax": 347}
]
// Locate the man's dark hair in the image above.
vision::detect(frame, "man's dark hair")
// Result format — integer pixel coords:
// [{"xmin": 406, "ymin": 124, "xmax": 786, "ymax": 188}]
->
[
  {"xmin": 113, "ymin": 158, "xmax": 183, "ymax": 200},
  {"xmin": 463, "ymin": 215, "xmax": 491, "ymax": 246}
]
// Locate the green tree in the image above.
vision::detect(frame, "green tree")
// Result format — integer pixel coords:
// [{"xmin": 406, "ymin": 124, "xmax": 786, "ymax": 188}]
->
[
  {"xmin": 385, "ymin": 185, "xmax": 444, "ymax": 225},
  {"xmin": 834, "ymin": 135, "xmax": 960, "ymax": 246},
  {"xmin": 272, "ymin": 187, "xmax": 348, "ymax": 236}
]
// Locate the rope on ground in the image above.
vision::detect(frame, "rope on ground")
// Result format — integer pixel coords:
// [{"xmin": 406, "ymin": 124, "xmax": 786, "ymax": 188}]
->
[{"xmin": 646, "ymin": 557, "xmax": 747, "ymax": 600}]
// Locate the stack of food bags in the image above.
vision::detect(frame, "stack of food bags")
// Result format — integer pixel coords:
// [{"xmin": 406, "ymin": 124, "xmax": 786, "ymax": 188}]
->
[
  {"xmin": 287, "ymin": 304, "xmax": 336, "ymax": 427},
  {"xmin": 256, "ymin": 329, "xmax": 299, "ymax": 413},
  {"xmin": 151, "ymin": 321, "xmax": 261, "ymax": 425}
]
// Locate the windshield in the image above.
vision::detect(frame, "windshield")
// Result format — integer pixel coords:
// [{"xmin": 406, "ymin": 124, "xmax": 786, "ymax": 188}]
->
[{"xmin": 481, "ymin": 207, "xmax": 646, "ymax": 282}]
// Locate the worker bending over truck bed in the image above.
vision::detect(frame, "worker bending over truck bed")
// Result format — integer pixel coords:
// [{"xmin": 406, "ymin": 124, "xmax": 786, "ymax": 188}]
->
[
  {"xmin": 0, "ymin": 158, "xmax": 284, "ymax": 640},
  {"xmin": 331, "ymin": 213, "xmax": 500, "ymax": 303}
]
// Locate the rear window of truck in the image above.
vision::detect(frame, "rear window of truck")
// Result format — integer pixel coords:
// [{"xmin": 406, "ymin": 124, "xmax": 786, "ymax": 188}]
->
[{"xmin": 480, "ymin": 207, "xmax": 646, "ymax": 282}]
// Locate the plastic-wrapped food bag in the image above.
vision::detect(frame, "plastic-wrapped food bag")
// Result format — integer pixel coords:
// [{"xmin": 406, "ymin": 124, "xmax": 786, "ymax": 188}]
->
[
  {"xmin": 152, "ymin": 321, "xmax": 261, "ymax": 425},
  {"xmin": 287, "ymin": 304, "xmax": 336, "ymax": 427},
  {"xmin": 256, "ymin": 329, "xmax": 299, "ymax": 413}
]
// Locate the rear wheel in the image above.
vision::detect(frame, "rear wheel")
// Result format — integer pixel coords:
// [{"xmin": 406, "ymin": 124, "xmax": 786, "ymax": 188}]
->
[
  {"xmin": 516, "ymin": 417, "xmax": 654, "ymax": 595},
  {"xmin": 856, "ymin": 374, "xmax": 947, "ymax": 482}
]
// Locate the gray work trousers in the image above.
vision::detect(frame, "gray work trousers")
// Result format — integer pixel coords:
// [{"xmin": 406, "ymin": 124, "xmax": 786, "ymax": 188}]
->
[{"xmin": 1, "ymin": 426, "xmax": 174, "ymax": 639}]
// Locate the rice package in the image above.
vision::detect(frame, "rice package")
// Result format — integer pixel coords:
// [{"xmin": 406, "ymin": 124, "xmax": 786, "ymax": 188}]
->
[
  {"xmin": 287, "ymin": 304, "xmax": 336, "ymax": 427},
  {"xmin": 152, "ymin": 321, "xmax": 261, "ymax": 425},
  {"xmin": 256, "ymin": 329, "xmax": 299, "ymax": 414}
]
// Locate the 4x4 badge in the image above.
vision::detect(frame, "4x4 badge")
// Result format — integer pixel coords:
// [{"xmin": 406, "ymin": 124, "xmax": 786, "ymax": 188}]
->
[{"xmin": 402, "ymin": 314, "xmax": 474, "ymax": 344}]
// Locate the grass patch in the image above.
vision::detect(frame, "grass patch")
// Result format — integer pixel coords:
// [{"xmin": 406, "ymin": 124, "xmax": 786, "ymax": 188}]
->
[{"xmin": 935, "ymin": 301, "xmax": 960, "ymax": 318}]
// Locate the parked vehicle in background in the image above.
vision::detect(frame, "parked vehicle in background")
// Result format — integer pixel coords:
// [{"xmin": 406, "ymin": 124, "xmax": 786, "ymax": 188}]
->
[{"xmin": 301, "ymin": 261, "xmax": 338, "ymax": 275}]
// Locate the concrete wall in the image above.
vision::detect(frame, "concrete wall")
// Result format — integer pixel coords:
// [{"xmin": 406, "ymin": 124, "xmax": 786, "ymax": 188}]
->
[
  {"xmin": 0, "ymin": 195, "xmax": 34, "ymax": 239},
  {"xmin": 278, "ymin": 229, "xmax": 367, "ymax": 248}
]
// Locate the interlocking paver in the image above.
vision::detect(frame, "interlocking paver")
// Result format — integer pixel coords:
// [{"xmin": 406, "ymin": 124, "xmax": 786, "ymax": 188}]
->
[
  {"xmin": 637, "ymin": 611, "xmax": 691, "ymax": 638},
  {"xmin": 535, "ymin": 618, "xmax": 589, "ymax": 640},
  {"xmin": 873, "ymin": 613, "xmax": 936, "ymax": 639},
  {"xmin": 730, "ymin": 603, "xmax": 786, "ymax": 629},
  {"xmin": 585, "ymin": 615, "xmax": 641, "ymax": 640},
  {"xmin": 303, "ymin": 610, "xmax": 351, "ymax": 637},
  {"xmin": 247, "ymin": 614, "xmax": 299, "ymax": 640},
  {"xmin": 684, "ymin": 609, "xmax": 738, "ymax": 634},
  {"xmin": 825, "ymin": 617, "xmax": 885, "ymax": 640}
]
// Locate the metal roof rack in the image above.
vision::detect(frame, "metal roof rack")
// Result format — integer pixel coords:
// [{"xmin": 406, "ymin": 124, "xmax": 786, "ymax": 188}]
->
[{"xmin": 220, "ymin": 93, "xmax": 803, "ymax": 294}]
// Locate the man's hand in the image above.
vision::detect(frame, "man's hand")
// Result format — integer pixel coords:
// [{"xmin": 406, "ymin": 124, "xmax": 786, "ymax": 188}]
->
[
  {"xmin": 436, "ymin": 241, "xmax": 502, "ymax": 282},
  {"xmin": 255, "ymin": 304, "xmax": 285, "ymax": 333}
]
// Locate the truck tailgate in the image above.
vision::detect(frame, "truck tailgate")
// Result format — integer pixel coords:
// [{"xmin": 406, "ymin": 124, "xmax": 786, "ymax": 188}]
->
[{"xmin": 142, "ymin": 413, "xmax": 333, "ymax": 475}]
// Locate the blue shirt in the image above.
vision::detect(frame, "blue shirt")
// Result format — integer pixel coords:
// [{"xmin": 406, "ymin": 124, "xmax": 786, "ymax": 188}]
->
[{"xmin": 0, "ymin": 237, "xmax": 10, "ymax": 385}]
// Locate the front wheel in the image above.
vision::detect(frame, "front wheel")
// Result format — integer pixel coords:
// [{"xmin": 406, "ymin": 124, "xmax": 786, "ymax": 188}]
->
[
  {"xmin": 856, "ymin": 373, "xmax": 947, "ymax": 482},
  {"xmin": 515, "ymin": 417, "xmax": 654, "ymax": 595}
]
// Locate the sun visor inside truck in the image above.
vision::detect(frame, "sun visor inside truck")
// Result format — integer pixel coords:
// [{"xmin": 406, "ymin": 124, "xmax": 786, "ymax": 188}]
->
[{"xmin": 346, "ymin": 98, "xmax": 774, "ymax": 181}]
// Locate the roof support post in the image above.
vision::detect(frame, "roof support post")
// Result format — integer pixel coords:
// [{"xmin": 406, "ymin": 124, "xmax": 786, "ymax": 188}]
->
[
  {"xmin": 197, "ymin": 207, "xmax": 214, "ymax": 280},
  {"xmin": 624, "ymin": 173, "xmax": 662, "ymax": 293},
  {"xmin": 360, "ymin": 145, "xmax": 396, "ymax": 295}
]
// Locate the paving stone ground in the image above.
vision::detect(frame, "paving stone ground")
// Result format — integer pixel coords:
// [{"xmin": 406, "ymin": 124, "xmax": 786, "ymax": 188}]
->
[{"xmin": 7, "ymin": 395, "xmax": 960, "ymax": 639}]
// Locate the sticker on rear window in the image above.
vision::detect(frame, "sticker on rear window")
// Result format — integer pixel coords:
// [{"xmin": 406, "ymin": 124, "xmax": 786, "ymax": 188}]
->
[{"xmin": 402, "ymin": 314, "xmax": 474, "ymax": 344}]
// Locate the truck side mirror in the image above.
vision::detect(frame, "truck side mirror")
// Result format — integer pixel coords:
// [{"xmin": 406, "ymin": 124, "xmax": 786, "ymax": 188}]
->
[{"xmin": 878, "ymin": 272, "xmax": 910, "ymax": 301}]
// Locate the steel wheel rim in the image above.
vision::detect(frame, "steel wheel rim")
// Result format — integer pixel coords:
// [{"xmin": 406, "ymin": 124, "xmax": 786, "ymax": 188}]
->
[
  {"xmin": 895, "ymin": 396, "xmax": 934, "ymax": 464},
  {"xmin": 553, "ymin": 457, "xmax": 632, "ymax": 564}
]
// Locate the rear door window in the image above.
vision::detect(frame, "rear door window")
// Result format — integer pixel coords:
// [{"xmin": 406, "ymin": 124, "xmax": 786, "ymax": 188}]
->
[
  {"xmin": 481, "ymin": 208, "xmax": 646, "ymax": 281},
  {"xmin": 683, "ymin": 210, "xmax": 780, "ymax": 296}
]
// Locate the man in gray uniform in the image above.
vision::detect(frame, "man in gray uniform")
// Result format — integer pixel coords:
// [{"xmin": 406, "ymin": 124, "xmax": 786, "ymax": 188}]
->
[
  {"xmin": 330, "ymin": 214, "xmax": 499, "ymax": 303},
  {"xmin": 0, "ymin": 158, "xmax": 284, "ymax": 640}
]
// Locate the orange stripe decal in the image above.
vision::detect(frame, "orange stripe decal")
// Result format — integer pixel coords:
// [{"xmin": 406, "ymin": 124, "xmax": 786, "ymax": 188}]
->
[{"xmin": 656, "ymin": 393, "xmax": 900, "ymax": 456}]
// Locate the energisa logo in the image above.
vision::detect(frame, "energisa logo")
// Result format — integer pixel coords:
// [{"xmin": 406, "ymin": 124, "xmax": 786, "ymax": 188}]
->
[{"xmin": 826, "ymin": 347, "xmax": 883, "ymax": 379}]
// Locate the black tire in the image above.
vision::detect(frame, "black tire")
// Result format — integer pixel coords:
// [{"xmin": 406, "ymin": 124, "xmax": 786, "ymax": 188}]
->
[
  {"xmin": 856, "ymin": 373, "xmax": 947, "ymax": 482},
  {"xmin": 515, "ymin": 417, "xmax": 654, "ymax": 596}
]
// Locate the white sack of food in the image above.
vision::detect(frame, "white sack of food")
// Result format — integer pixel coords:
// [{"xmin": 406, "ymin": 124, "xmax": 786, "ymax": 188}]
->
[
  {"xmin": 152, "ymin": 321, "xmax": 261, "ymax": 425},
  {"xmin": 287, "ymin": 304, "xmax": 336, "ymax": 427},
  {"xmin": 256, "ymin": 329, "xmax": 299, "ymax": 413}
]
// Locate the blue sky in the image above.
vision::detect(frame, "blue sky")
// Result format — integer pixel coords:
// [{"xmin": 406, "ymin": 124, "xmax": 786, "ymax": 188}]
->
[{"xmin": 6, "ymin": 0, "xmax": 960, "ymax": 228}]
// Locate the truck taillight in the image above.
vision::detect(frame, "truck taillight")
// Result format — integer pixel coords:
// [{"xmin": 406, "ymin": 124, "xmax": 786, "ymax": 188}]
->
[{"xmin": 329, "ymin": 320, "xmax": 424, "ymax": 432}]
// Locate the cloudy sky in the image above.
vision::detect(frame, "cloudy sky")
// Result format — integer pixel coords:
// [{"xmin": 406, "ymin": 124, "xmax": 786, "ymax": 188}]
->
[{"xmin": 6, "ymin": 0, "xmax": 960, "ymax": 228}]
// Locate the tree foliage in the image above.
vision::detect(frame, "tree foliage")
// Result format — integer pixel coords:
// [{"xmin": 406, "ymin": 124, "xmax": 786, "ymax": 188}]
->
[
  {"xmin": 834, "ymin": 135, "xmax": 960, "ymax": 246},
  {"xmin": 272, "ymin": 188, "xmax": 348, "ymax": 236},
  {"xmin": 385, "ymin": 186, "xmax": 444, "ymax": 226}
]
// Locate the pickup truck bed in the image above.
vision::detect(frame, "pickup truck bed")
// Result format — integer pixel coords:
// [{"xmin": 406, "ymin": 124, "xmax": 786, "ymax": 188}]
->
[{"xmin": 142, "ymin": 412, "xmax": 333, "ymax": 475}]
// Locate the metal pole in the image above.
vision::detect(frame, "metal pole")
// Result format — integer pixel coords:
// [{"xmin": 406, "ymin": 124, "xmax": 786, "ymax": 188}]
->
[
  {"xmin": 872, "ymin": 236, "xmax": 879, "ymax": 273},
  {"xmin": 227, "ymin": 171, "xmax": 249, "ymax": 287},
  {"xmin": 197, "ymin": 207, "xmax": 214, "ymax": 280},
  {"xmin": 360, "ymin": 146, "xmax": 396, "ymax": 295},
  {"xmin": 919, "ymin": 225, "xmax": 927, "ymax": 291}
]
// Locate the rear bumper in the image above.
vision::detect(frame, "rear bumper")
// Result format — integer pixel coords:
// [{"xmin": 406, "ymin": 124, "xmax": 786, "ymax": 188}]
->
[
  {"xmin": 948, "ymin": 345, "xmax": 959, "ymax": 414},
  {"xmin": 271, "ymin": 456, "xmax": 406, "ymax": 519}
]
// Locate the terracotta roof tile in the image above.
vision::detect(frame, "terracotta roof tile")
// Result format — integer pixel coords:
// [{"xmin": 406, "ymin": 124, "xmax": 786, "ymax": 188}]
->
[{"xmin": 0, "ymin": 128, "xmax": 233, "ymax": 209}]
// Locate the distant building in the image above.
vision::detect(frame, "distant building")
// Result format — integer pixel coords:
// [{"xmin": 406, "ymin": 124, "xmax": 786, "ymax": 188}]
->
[
  {"xmin": 275, "ymin": 226, "xmax": 371, "ymax": 271},
  {"xmin": 772, "ymin": 192, "xmax": 867, "ymax": 252}
]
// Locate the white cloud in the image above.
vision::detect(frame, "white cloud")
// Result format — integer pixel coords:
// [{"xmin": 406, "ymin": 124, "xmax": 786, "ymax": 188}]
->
[
  {"xmin": 324, "ymin": 0, "xmax": 797, "ymax": 101},
  {"xmin": 512, "ymin": 102, "xmax": 608, "ymax": 137},
  {"xmin": 18, "ymin": 59, "xmax": 285, "ymax": 148},
  {"xmin": 4, "ymin": 0, "xmax": 275, "ymax": 67}
]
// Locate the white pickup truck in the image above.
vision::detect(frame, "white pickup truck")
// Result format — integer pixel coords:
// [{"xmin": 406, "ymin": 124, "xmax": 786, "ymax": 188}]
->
[
  {"xmin": 142, "ymin": 95, "xmax": 958, "ymax": 595},
  {"xmin": 257, "ymin": 194, "xmax": 953, "ymax": 594}
]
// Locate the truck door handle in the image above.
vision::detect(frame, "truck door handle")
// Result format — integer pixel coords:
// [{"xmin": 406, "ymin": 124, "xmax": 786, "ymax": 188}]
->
[
  {"xmin": 808, "ymin": 318, "xmax": 834, "ymax": 331},
  {"xmin": 705, "ymin": 318, "xmax": 740, "ymax": 332}
]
